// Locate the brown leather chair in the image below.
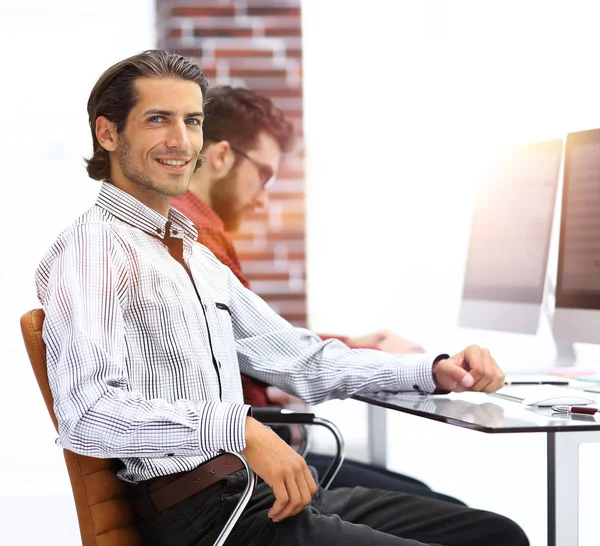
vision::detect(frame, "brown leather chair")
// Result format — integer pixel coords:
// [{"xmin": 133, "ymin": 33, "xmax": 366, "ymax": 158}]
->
[
  {"xmin": 20, "ymin": 308, "xmax": 344, "ymax": 545},
  {"xmin": 21, "ymin": 308, "xmax": 142, "ymax": 546},
  {"xmin": 20, "ymin": 309, "xmax": 258, "ymax": 546}
]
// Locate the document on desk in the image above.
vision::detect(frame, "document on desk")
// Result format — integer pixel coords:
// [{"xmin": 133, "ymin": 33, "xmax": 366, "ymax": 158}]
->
[
  {"xmin": 491, "ymin": 384, "xmax": 596, "ymax": 406},
  {"xmin": 503, "ymin": 374, "xmax": 570, "ymax": 386}
]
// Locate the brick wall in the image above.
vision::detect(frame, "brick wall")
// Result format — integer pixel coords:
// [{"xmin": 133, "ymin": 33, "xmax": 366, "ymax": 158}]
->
[{"xmin": 157, "ymin": 0, "xmax": 307, "ymax": 326}]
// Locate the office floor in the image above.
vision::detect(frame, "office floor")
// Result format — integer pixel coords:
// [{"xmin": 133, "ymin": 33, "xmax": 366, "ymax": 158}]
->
[{"xmin": 2, "ymin": 398, "xmax": 599, "ymax": 546}]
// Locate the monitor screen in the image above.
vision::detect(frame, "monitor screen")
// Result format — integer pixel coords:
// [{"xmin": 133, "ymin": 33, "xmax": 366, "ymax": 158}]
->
[
  {"xmin": 462, "ymin": 139, "xmax": 562, "ymax": 304},
  {"xmin": 556, "ymin": 129, "xmax": 600, "ymax": 309}
]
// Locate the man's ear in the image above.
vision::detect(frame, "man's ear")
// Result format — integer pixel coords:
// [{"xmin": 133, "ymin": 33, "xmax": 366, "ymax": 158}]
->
[
  {"xmin": 95, "ymin": 116, "xmax": 118, "ymax": 152},
  {"xmin": 208, "ymin": 141, "xmax": 236, "ymax": 175}
]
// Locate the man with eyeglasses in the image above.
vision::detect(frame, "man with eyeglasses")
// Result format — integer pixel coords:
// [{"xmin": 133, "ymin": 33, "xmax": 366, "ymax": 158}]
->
[{"xmin": 171, "ymin": 86, "xmax": 459, "ymax": 503}]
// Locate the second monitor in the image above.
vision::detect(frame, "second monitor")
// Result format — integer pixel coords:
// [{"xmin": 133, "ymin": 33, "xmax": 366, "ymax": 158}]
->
[
  {"xmin": 459, "ymin": 139, "xmax": 563, "ymax": 334},
  {"xmin": 554, "ymin": 128, "xmax": 600, "ymax": 344}
]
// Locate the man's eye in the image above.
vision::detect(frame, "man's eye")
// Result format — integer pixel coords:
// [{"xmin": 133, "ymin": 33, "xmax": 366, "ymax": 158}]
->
[
  {"xmin": 186, "ymin": 118, "xmax": 202, "ymax": 126},
  {"xmin": 148, "ymin": 116, "xmax": 164, "ymax": 123}
]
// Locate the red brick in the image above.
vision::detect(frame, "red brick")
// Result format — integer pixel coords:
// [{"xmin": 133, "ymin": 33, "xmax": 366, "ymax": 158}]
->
[
  {"xmin": 245, "ymin": 271, "xmax": 291, "ymax": 282},
  {"xmin": 194, "ymin": 27, "xmax": 254, "ymax": 38},
  {"xmin": 267, "ymin": 230, "xmax": 305, "ymax": 241},
  {"xmin": 215, "ymin": 48, "xmax": 274, "ymax": 59},
  {"xmin": 169, "ymin": 28, "xmax": 183, "ymax": 39},
  {"xmin": 264, "ymin": 27, "xmax": 302, "ymax": 37},
  {"xmin": 251, "ymin": 88, "xmax": 303, "ymax": 99},
  {"xmin": 286, "ymin": 48, "xmax": 302, "ymax": 58},
  {"xmin": 269, "ymin": 192, "xmax": 305, "ymax": 202},
  {"xmin": 172, "ymin": 7, "xmax": 236, "ymax": 17},
  {"xmin": 238, "ymin": 251, "xmax": 275, "ymax": 262},
  {"xmin": 262, "ymin": 292, "xmax": 306, "ymax": 301},
  {"xmin": 281, "ymin": 211, "xmax": 306, "ymax": 223},
  {"xmin": 238, "ymin": 250, "xmax": 306, "ymax": 262},
  {"xmin": 247, "ymin": 7, "xmax": 301, "ymax": 17},
  {"xmin": 229, "ymin": 67, "xmax": 288, "ymax": 78}
]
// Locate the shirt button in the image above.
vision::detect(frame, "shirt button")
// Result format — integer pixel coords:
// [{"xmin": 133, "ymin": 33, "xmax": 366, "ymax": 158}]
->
[
  {"xmin": 156, "ymin": 227, "xmax": 162, "ymax": 234},
  {"xmin": 173, "ymin": 230, "xmax": 178, "ymax": 235},
  {"xmin": 166, "ymin": 453, "xmax": 175, "ymax": 457},
  {"xmin": 413, "ymin": 384, "xmax": 420, "ymax": 391}
]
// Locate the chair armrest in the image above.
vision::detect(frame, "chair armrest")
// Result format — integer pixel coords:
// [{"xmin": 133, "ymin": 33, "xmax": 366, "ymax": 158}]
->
[
  {"xmin": 251, "ymin": 406, "xmax": 345, "ymax": 490},
  {"xmin": 252, "ymin": 406, "xmax": 315, "ymax": 424}
]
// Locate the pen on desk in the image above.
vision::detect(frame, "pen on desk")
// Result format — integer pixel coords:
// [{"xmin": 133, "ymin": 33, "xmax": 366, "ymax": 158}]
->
[
  {"xmin": 552, "ymin": 405, "xmax": 599, "ymax": 415},
  {"xmin": 504, "ymin": 380, "xmax": 569, "ymax": 386}
]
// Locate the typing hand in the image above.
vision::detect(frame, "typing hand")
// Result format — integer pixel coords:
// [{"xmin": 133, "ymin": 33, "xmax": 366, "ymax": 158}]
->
[
  {"xmin": 432, "ymin": 345, "xmax": 505, "ymax": 393},
  {"xmin": 241, "ymin": 416, "xmax": 317, "ymax": 522}
]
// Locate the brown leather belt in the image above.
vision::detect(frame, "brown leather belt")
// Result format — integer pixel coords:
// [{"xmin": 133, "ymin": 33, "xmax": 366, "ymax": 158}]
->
[{"xmin": 134, "ymin": 453, "xmax": 245, "ymax": 518}]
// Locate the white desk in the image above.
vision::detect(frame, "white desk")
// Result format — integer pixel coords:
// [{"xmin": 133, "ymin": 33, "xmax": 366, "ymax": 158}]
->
[{"xmin": 357, "ymin": 391, "xmax": 600, "ymax": 546}]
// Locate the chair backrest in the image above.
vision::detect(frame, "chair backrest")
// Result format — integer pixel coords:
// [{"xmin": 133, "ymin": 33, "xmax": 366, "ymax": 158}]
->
[{"xmin": 20, "ymin": 309, "xmax": 142, "ymax": 546}]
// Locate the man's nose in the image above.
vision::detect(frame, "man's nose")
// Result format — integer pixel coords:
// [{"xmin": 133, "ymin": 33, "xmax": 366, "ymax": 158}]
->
[{"xmin": 166, "ymin": 120, "xmax": 191, "ymax": 149}]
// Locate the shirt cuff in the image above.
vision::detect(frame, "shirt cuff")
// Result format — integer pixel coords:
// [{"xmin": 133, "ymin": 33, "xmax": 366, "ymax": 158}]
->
[
  {"xmin": 395, "ymin": 353, "xmax": 440, "ymax": 393},
  {"xmin": 198, "ymin": 402, "xmax": 251, "ymax": 454}
]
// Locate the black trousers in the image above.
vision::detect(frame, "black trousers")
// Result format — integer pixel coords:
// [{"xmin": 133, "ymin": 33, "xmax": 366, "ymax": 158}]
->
[
  {"xmin": 305, "ymin": 452, "xmax": 465, "ymax": 505},
  {"xmin": 136, "ymin": 469, "xmax": 528, "ymax": 546}
]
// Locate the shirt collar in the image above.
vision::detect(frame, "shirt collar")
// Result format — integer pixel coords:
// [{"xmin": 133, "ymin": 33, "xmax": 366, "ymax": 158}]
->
[{"xmin": 96, "ymin": 182, "xmax": 198, "ymax": 243}]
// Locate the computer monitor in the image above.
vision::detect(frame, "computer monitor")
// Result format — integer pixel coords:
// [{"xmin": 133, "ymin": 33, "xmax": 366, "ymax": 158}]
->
[
  {"xmin": 459, "ymin": 139, "xmax": 563, "ymax": 334},
  {"xmin": 553, "ymin": 128, "xmax": 600, "ymax": 343}
]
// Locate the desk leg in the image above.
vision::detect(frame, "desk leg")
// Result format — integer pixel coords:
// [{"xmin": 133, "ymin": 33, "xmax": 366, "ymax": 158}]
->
[
  {"xmin": 367, "ymin": 404, "xmax": 387, "ymax": 467},
  {"xmin": 547, "ymin": 430, "xmax": 598, "ymax": 546}
]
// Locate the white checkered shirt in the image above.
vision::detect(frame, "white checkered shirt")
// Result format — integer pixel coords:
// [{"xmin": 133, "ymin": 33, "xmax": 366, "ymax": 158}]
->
[{"xmin": 35, "ymin": 182, "xmax": 438, "ymax": 482}]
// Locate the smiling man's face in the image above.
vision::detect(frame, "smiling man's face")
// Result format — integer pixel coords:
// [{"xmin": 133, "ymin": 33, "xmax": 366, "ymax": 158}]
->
[{"xmin": 104, "ymin": 76, "xmax": 205, "ymax": 215}]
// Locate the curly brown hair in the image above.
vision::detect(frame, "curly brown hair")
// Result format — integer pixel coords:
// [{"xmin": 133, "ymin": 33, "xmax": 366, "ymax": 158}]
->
[
  {"xmin": 85, "ymin": 50, "xmax": 208, "ymax": 181},
  {"xmin": 203, "ymin": 86, "xmax": 295, "ymax": 154}
]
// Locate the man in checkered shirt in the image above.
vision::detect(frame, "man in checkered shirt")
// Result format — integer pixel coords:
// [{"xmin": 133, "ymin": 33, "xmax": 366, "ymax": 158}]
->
[
  {"xmin": 36, "ymin": 50, "xmax": 528, "ymax": 546},
  {"xmin": 171, "ymin": 84, "xmax": 470, "ymax": 508}
]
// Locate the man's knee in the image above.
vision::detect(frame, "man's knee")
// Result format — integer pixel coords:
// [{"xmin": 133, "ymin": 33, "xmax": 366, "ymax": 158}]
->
[{"xmin": 484, "ymin": 512, "xmax": 529, "ymax": 546}]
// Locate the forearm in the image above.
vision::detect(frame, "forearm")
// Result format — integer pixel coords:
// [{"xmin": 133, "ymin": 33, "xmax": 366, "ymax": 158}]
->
[
  {"xmin": 229, "ymin": 267, "xmax": 437, "ymax": 404},
  {"xmin": 238, "ymin": 332, "xmax": 437, "ymax": 405},
  {"xmin": 57, "ymin": 387, "xmax": 250, "ymax": 459}
]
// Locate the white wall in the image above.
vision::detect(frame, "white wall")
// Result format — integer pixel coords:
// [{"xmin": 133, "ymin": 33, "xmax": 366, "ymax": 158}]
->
[
  {"xmin": 0, "ymin": 1, "xmax": 155, "ymax": 543},
  {"xmin": 303, "ymin": 0, "xmax": 600, "ymax": 359},
  {"xmin": 302, "ymin": 2, "xmax": 600, "ymax": 545}
]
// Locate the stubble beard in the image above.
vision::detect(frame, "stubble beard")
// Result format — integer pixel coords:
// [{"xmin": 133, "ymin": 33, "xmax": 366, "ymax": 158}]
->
[
  {"xmin": 210, "ymin": 170, "xmax": 247, "ymax": 232},
  {"xmin": 116, "ymin": 134, "xmax": 197, "ymax": 198}
]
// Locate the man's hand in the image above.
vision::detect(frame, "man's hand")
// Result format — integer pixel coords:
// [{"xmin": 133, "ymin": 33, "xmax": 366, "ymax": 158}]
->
[
  {"xmin": 241, "ymin": 416, "xmax": 317, "ymax": 522},
  {"xmin": 432, "ymin": 345, "xmax": 505, "ymax": 393},
  {"xmin": 347, "ymin": 330, "xmax": 424, "ymax": 354}
]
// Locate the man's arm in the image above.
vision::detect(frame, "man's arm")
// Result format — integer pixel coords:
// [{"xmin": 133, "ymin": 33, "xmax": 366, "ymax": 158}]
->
[
  {"xmin": 224, "ymin": 267, "xmax": 438, "ymax": 404},
  {"xmin": 37, "ymin": 226, "xmax": 250, "ymax": 460},
  {"xmin": 224, "ymin": 266, "xmax": 504, "ymax": 402}
]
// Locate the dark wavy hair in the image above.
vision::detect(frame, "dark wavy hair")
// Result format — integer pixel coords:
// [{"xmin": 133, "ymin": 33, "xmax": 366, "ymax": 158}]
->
[
  {"xmin": 85, "ymin": 49, "xmax": 208, "ymax": 181},
  {"xmin": 203, "ymin": 86, "xmax": 295, "ymax": 154}
]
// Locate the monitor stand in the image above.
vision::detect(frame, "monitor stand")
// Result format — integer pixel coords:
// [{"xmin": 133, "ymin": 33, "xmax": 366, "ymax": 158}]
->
[
  {"xmin": 553, "ymin": 339, "xmax": 577, "ymax": 368},
  {"xmin": 543, "ymin": 277, "xmax": 577, "ymax": 368}
]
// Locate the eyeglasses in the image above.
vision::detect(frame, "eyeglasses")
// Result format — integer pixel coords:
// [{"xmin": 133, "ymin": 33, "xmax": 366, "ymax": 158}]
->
[{"xmin": 230, "ymin": 145, "xmax": 275, "ymax": 189}]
